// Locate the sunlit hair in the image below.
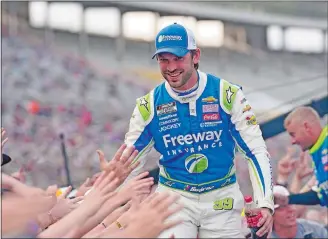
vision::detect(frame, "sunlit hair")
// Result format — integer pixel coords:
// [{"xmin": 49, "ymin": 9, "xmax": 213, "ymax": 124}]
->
[{"xmin": 284, "ymin": 106, "xmax": 320, "ymax": 128}]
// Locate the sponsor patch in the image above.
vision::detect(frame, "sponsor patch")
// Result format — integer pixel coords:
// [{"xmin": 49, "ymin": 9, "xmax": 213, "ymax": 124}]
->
[
  {"xmin": 158, "ymin": 35, "xmax": 182, "ymax": 42},
  {"xmin": 185, "ymin": 154, "xmax": 208, "ymax": 173},
  {"xmin": 200, "ymin": 121, "xmax": 222, "ymax": 128},
  {"xmin": 184, "ymin": 185, "xmax": 214, "ymax": 193},
  {"xmin": 156, "ymin": 102, "xmax": 177, "ymax": 116},
  {"xmin": 162, "ymin": 130, "xmax": 222, "ymax": 147},
  {"xmin": 213, "ymin": 197, "xmax": 234, "ymax": 210},
  {"xmin": 202, "ymin": 96, "xmax": 218, "ymax": 103},
  {"xmin": 203, "ymin": 113, "xmax": 220, "ymax": 121},
  {"xmin": 163, "ymin": 130, "xmax": 223, "ymax": 156},
  {"xmin": 164, "ymin": 181, "xmax": 175, "ymax": 187},
  {"xmin": 242, "ymin": 104, "xmax": 252, "ymax": 113},
  {"xmin": 226, "ymin": 86, "xmax": 234, "ymax": 104},
  {"xmin": 159, "ymin": 123, "xmax": 181, "ymax": 132},
  {"xmin": 246, "ymin": 115, "xmax": 257, "ymax": 125},
  {"xmin": 159, "ymin": 113, "xmax": 177, "ymax": 121},
  {"xmin": 202, "ymin": 104, "xmax": 219, "ymax": 113},
  {"xmin": 139, "ymin": 98, "xmax": 149, "ymax": 112},
  {"xmin": 159, "ymin": 118, "xmax": 179, "ymax": 126}
]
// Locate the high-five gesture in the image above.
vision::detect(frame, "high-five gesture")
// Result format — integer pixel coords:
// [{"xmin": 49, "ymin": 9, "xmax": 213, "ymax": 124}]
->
[
  {"xmin": 97, "ymin": 144, "xmax": 140, "ymax": 184},
  {"xmin": 118, "ymin": 171, "xmax": 154, "ymax": 202},
  {"xmin": 38, "ymin": 170, "xmax": 121, "ymax": 238}
]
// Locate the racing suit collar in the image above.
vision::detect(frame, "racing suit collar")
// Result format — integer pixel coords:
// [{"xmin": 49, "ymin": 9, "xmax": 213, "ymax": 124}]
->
[
  {"xmin": 165, "ymin": 70, "xmax": 207, "ymax": 104},
  {"xmin": 309, "ymin": 125, "xmax": 327, "ymax": 154}
]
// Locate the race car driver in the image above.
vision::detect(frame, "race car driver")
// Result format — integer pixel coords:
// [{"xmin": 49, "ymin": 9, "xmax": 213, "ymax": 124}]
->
[
  {"xmin": 275, "ymin": 107, "xmax": 328, "ymax": 207},
  {"xmin": 122, "ymin": 23, "xmax": 274, "ymax": 238}
]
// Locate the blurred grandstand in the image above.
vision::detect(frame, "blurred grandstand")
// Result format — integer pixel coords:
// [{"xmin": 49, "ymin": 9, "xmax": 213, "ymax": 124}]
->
[{"xmin": 1, "ymin": 1, "xmax": 327, "ymax": 192}]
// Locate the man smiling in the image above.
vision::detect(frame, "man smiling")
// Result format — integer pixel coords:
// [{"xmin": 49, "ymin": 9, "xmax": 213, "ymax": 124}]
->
[
  {"xmin": 271, "ymin": 185, "xmax": 327, "ymax": 239},
  {"xmin": 275, "ymin": 107, "xmax": 328, "ymax": 208},
  {"xmin": 122, "ymin": 23, "xmax": 274, "ymax": 238}
]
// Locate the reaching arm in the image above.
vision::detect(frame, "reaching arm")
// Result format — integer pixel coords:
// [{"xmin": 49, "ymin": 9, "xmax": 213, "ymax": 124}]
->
[
  {"xmin": 1, "ymin": 174, "xmax": 45, "ymax": 197},
  {"xmin": 288, "ymin": 190, "xmax": 321, "ymax": 205},
  {"xmin": 122, "ymin": 92, "xmax": 156, "ymax": 185},
  {"xmin": 221, "ymin": 80, "xmax": 274, "ymax": 212}
]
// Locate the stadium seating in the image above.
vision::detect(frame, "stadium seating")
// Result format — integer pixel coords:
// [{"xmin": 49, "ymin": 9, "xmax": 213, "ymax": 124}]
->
[{"xmin": 2, "ymin": 24, "xmax": 326, "ymax": 190}]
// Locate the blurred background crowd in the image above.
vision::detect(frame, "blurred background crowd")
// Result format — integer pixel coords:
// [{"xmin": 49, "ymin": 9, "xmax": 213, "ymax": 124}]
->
[{"xmin": 1, "ymin": 1, "xmax": 327, "ymax": 238}]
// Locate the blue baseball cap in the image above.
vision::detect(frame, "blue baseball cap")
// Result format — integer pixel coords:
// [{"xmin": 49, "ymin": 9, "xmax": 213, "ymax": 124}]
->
[{"xmin": 152, "ymin": 23, "xmax": 197, "ymax": 59}]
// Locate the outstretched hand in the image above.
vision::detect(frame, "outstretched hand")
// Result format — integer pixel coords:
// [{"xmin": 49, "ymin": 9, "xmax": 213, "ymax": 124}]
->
[
  {"xmin": 128, "ymin": 192, "xmax": 183, "ymax": 237},
  {"xmin": 80, "ymin": 170, "xmax": 120, "ymax": 217},
  {"xmin": 118, "ymin": 171, "xmax": 154, "ymax": 202},
  {"xmin": 101, "ymin": 192, "xmax": 183, "ymax": 238},
  {"xmin": 97, "ymin": 144, "xmax": 140, "ymax": 184}
]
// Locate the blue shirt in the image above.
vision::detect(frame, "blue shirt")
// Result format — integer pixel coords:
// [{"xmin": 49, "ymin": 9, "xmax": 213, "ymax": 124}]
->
[
  {"xmin": 310, "ymin": 125, "xmax": 328, "ymax": 207},
  {"xmin": 271, "ymin": 218, "xmax": 328, "ymax": 239}
]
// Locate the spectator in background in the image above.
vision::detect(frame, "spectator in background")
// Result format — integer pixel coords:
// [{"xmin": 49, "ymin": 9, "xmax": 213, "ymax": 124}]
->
[
  {"xmin": 276, "ymin": 107, "xmax": 328, "ymax": 207},
  {"xmin": 275, "ymin": 147, "xmax": 315, "ymax": 218},
  {"xmin": 271, "ymin": 185, "xmax": 328, "ymax": 239}
]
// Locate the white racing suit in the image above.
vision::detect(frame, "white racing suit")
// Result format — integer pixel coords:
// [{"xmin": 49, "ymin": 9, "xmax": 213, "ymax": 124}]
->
[{"xmin": 123, "ymin": 70, "xmax": 274, "ymax": 238}]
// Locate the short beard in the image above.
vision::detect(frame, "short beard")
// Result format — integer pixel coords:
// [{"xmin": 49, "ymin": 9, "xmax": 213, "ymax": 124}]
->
[
  {"xmin": 164, "ymin": 62, "xmax": 194, "ymax": 89},
  {"xmin": 173, "ymin": 70, "xmax": 192, "ymax": 89}
]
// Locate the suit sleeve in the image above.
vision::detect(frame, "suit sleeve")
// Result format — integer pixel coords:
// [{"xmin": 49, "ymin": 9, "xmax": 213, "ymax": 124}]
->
[
  {"xmin": 226, "ymin": 85, "xmax": 274, "ymax": 212},
  {"xmin": 312, "ymin": 131, "xmax": 328, "ymax": 207},
  {"xmin": 122, "ymin": 91, "xmax": 155, "ymax": 183}
]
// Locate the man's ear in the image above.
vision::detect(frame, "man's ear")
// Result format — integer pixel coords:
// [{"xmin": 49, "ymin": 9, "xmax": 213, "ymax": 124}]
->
[
  {"xmin": 303, "ymin": 121, "xmax": 312, "ymax": 134},
  {"xmin": 193, "ymin": 48, "xmax": 201, "ymax": 63}
]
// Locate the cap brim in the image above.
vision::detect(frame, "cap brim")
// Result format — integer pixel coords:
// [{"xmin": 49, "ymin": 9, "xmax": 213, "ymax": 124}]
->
[
  {"xmin": 2, "ymin": 154, "xmax": 12, "ymax": 166},
  {"xmin": 152, "ymin": 47, "xmax": 189, "ymax": 59}
]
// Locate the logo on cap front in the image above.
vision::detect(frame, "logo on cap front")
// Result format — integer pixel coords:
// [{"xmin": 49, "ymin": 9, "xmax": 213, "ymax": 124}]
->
[{"xmin": 158, "ymin": 35, "xmax": 182, "ymax": 43}]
